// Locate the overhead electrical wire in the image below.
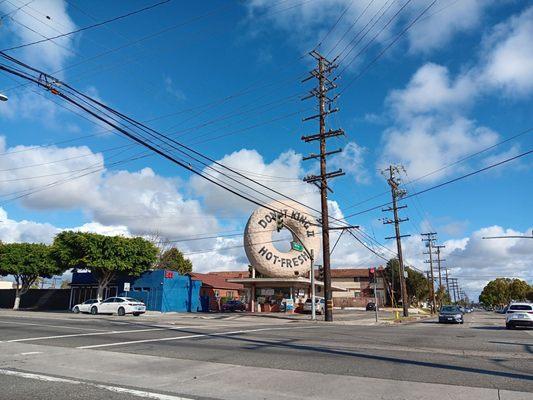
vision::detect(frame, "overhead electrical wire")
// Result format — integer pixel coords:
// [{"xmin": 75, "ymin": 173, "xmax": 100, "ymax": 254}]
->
[
  {"xmin": 335, "ymin": 0, "xmax": 398, "ymax": 67},
  {"xmin": 326, "ymin": 0, "xmax": 376, "ymax": 58},
  {"xmin": 337, "ymin": 0, "xmax": 413, "ymax": 75},
  {"xmin": 342, "ymin": 149, "xmax": 533, "ymax": 220},
  {"xmin": 339, "ymin": 0, "xmax": 438, "ymax": 94},
  {"xmin": 1, "ymin": 0, "xmax": 172, "ymax": 52},
  {"xmin": 0, "ymin": 57, "xmax": 336, "ymax": 226}
]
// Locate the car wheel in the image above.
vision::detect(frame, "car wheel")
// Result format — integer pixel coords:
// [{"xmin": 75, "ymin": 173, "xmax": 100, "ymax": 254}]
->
[
  {"xmin": 460, "ymin": 320, "xmax": 464, "ymax": 324},
  {"xmin": 133, "ymin": 312, "xmax": 140, "ymax": 316},
  {"xmin": 90, "ymin": 306, "xmax": 98, "ymax": 315},
  {"xmin": 73, "ymin": 306, "xmax": 80, "ymax": 314},
  {"xmin": 117, "ymin": 307, "xmax": 126, "ymax": 316}
]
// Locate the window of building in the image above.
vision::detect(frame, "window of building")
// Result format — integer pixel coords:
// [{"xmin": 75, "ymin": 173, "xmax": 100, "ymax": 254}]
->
[{"xmin": 354, "ymin": 290, "xmax": 361, "ymax": 298}]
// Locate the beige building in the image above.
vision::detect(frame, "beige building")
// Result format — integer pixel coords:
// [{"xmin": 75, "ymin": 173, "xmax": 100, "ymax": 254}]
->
[
  {"xmin": 318, "ymin": 268, "xmax": 386, "ymax": 307},
  {"xmin": 0, "ymin": 280, "xmax": 14, "ymax": 289}
]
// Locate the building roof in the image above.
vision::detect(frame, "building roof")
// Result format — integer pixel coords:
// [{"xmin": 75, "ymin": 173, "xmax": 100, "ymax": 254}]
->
[
  {"xmin": 330, "ymin": 268, "xmax": 372, "ymax": 278},
  {"xmin": 207, "ymin": 271, "xmax": 249, "ymax": 279},
  {"xmin": 189, "ymin": 272, "xmax": 244, "ymax": 290}
]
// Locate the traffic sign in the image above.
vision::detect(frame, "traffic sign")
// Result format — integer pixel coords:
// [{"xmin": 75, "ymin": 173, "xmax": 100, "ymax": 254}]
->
[{"xmin": 291, "ymin": 241, "xmax": 304, "ymax": 252}]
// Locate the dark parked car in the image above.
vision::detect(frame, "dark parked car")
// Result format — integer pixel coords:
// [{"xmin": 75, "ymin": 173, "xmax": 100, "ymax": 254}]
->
[
  {"xmin": 221, "ymin": 300, "xmax": 246, "ymax": 312},
  {"xmin": 439, "ymin": 305, "xmax": 464, "ymax": 324},
  {"xmin": 366, "ymin": 302, "xmax": 377, "ymax": 311}
]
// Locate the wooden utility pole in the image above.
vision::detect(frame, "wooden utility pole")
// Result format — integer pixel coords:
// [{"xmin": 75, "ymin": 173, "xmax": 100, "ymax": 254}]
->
[
  {"xmin": 445, "ymin": 268, "xmax": 450, "ymax": 297},
  {"xmin": 382, "ymin": 165, "xmax": 410, "ymax": 317},
  {"xmin": 434, "ymin": 245, "xmax": 445, "ymax": 289},
  {"xmin": 302, "ymin": 50, "xmax": 345, "ymax": 322},
  {"xmin": 449, "ymin": 278, "xmax": 458, "ymax": 303},
  {"xmin": 421, "ymin": 232, "xmax": 437, "ymax": 313}
]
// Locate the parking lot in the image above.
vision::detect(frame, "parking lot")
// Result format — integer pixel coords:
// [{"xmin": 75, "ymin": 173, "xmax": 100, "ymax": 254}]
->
[{"xmin": 0, "ymin": 310, "xmax": 532, "ymax": 399}]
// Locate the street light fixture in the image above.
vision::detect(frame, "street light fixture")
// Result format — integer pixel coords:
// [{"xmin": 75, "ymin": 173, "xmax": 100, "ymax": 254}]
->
[{"xmin": 0, "ymin": 93, "xmax": 8, "ymax": 102}]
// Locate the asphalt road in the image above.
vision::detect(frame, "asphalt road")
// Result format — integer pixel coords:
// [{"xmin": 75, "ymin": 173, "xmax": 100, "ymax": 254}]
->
[{"xmin": 0, "ymin": 310, "xmax": 531, "ymax": 399}]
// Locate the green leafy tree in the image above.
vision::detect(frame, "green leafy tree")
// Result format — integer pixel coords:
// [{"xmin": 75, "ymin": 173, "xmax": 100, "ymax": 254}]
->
[
  {"xmin": 383, "ymin": 259, "xmax": 429, "ymax": 307},
  {"xmin": 0, "ymin": 243, "xmax": 63, "ymax": 310},
  {"xmin": 509, "ymin": 279, "xmax": 531, "ymax": 301},
  {"xmin": 479, "ymin": 278, "xmax": 532, "ymax": 307},
  {"xmin": 51, "ymin": 232, "xmax": 158, "ymax": 300},
  {"xmin": 406, "ymin": 267, "xmax": 430, "ymax": 306},
  {"xmin": 156, "ymin": 247, "xmax": 193, "ymax": 274},
  {"xmin": 436, "ymin": 286, "xmax": 451, "ymax": 306},
  {"xmin": 480, "ymin": 278, "xmax": 511, "ymax": 307}
]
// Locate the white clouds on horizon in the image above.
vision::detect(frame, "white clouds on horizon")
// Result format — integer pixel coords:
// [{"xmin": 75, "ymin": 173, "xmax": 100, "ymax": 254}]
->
[{"xmin": 379, "ymin": 6, "xmax": 533, "ymax": 182}]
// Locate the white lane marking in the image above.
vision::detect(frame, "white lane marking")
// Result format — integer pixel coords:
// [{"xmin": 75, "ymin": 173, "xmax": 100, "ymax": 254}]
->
[
  {"xmin": 0, "ymin": 320, "xmax": 107, "ymax": 332},
  {"xmin": 77, "ymin": 325, "xmax": 319, "ymax": 349},
  {"xmin": 19, "ymin": 352, "xmax": 42, "ymax": 356},
  {"xmin": 7, "ymin": 328, "xmax": 164, "ymax": 342},
  {"xmin": 94, "ymin": 384, "xmax": 192, "ymax": 400},
  {"xmin": 0, "ymin": 369, "xmax": 192, "ymax": 400},
  {"xmin": 5, "ymin": 323, "xmax": 269, "ymax": 343},
  {"xmin": 0, "ymin": 369, "xmax": 79, "ymax": 384}
]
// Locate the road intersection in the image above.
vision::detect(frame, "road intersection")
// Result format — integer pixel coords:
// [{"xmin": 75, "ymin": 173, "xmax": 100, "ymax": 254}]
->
[{"xmin": 0, "ymin": 310, "xmax": 531, "ymax": 399}]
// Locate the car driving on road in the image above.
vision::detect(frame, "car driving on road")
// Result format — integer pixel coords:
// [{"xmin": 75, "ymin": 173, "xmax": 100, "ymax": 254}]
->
[
  {"xmin": 90, "ymin": 297, "xmax": 146, "ymax": 316},
  {"xmin": 505, "ymin": 303, "xmax": 533, "ymax": 329},
  {"xmin": 438, "ymin": 305, "xmax": 464, "ymax": 324},
  {"xmin": 72, "ymin": 299, "xmax": 99, "ymax": 314}
]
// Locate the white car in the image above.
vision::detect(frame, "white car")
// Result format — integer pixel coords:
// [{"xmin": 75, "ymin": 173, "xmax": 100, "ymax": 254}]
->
[
  {"xmin": 72, "ymin": 299, "xmax": 100, "ymax": 314},
  {"xmin": 90, "ymin": 297, "xmax": 146, "ymax": 316},
  {"xmin": 505, "ymin": 302, "xmax": 533, "ymax": 329},
  {"xmin": 303, "ymin": 298, "xmax": 325, "ymax": 314}
]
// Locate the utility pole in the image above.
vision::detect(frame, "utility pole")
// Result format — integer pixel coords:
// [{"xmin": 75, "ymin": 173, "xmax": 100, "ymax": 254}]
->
[
  {"xmin": 434, "ymin": 245, "xmax": 445, "ymax": 289},
  {"xmin": 382, "ymin": 165, "xmax": 410, "ymax": 317},
  {"xmin": 302, "ymin": 50, "xmax": 345, "ymax": 322},
  {"xmin": 445, "ymin": 268, "xmax": 450, "ymax": 297},
  {"xmin": 449, "ymin": 278, "xmax": 458, "ymax": 303},
  {"xmin": 421, "ymin": 232, "xmax": 437, "ymax": 313}
]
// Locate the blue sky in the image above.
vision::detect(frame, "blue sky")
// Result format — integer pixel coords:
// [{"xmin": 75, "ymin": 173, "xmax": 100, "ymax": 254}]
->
[{"xmin": 0, "ymin": 0, "xmax": 531, "ymax": 299}]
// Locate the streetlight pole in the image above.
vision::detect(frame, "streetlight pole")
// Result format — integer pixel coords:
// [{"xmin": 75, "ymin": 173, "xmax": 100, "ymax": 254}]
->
[
  {"xmin": 310, "ymin": 249, "xmax": 316, "ymax": 321},
  {"xmin": 279, "ymin": 220, "xmax": 317, "ymax": 321}
]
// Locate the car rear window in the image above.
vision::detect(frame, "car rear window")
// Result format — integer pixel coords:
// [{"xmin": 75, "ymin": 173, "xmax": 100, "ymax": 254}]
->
[
  {"xmin": 509, "ymin": 305, "xmax": 532, "ymax": 311},
  {"xmin": 125, "ymin": 298, "xmax": 140, "ymax": 302},
  {"xmin": 441, "ymin": 306, "xmax": 459, "ymax": 312}
]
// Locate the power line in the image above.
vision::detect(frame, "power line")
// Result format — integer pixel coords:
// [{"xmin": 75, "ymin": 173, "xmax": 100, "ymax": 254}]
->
[
  {"xmin": 1, "ymin": 0, "xmax": 172, "ymax": 52},
  {"xmin": 342, "ymin": 149, "xmax": 533, "ymax": 220},
  {"xmin": 339, "ymin": 0, "xmax": 438, "ymax": 94}
]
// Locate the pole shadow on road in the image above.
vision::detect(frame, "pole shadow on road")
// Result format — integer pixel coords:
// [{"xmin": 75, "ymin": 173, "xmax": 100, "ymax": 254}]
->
[{"xmin": 190, "ymin": 333, "xmax": 533, "ymax": 382}]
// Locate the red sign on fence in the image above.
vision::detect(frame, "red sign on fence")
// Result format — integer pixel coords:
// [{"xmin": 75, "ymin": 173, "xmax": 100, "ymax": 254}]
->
[{"xmin": 165, "ymin": 271, "xmax": 174, "ymax": 279}]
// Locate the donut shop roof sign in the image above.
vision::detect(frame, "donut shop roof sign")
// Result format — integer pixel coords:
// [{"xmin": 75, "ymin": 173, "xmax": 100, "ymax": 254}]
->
[{"xmin": 243, "ymin": 201, "xmax": 321, "ymax": 278}]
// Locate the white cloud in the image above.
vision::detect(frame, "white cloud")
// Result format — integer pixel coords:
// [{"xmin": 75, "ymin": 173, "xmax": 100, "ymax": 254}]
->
[
  {"xmin": 191, "ymin": 148, "xmax": 319, "ymax": 217},
  {"xmin": 0, "ymin": 0, "xmax": 77, "ymax": 72},
  {"xmin": 0, "ymin": 207, "xmax": 59, "ymax": 244},
  {"xmin": 330, "ymin": 141, "xmax": 369, "ymax": 184},
  {"xmin": 380, "ymin": 116, "xmax": 499, "ymax": 181},
  {"xmin": 387, "ymin": 63, "xmax": 476, "ymax": 119},
  {"xmin": 0, "ymin": 137, "xmax": 104, "ymax": 209},
  {"xmin": 244, "ymin": 0, "xmax": 492, "ymax": 58},
  {"xmin": 444, "ymin": 226, "xmax": 533, "ymax": 300},
  {"xmin": 481, "ymin": 6, "xmax": 533, "ymax": 95},
  {"xmin": 406, "ymin": 0, "xmax": 493, "ymax": 53}
]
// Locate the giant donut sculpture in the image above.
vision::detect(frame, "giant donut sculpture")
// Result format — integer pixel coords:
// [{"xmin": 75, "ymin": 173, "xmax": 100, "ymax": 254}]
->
[{"xmin": 244, "ymin": 201, "xmax": 321, "ymax": 278}]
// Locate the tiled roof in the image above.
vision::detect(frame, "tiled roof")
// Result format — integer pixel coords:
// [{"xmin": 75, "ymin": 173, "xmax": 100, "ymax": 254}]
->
[
  {"xmin": 328, "ymin": 268, "xmax": 374, "ymax": 278},
  {"xmin": 207, "ymin": 271, "xmax": 249, "ymax": 279},
  {"xmin": 190, "ymin": 272, "xmax": 244, "ymax": 290}
]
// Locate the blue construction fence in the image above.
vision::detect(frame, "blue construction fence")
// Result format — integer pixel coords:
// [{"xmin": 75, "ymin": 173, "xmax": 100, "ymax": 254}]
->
[{"xmin": 71, "ymin": 269, "xmax": 202, "ymax": 313}]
